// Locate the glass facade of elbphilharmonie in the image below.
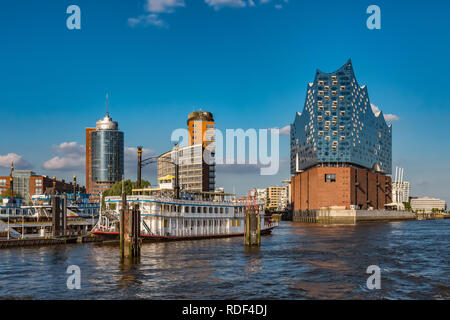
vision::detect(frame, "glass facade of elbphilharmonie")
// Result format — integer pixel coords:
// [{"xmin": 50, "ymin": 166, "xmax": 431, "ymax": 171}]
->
[{"xmin": 290, "ymin": 59, "xmax": 392, "ymax": 174}]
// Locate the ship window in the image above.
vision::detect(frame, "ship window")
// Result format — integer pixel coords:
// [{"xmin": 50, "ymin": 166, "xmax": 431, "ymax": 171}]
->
[
  {"xmin": 225, "ymin": 208, "xmax": 229, "ymax": 214},
  {"xmin": 209, "ymin": 207, "xmax": 213, "ymax": 213},
  {"xmin": 214, "ymin": 207, "xmax": 218, "ymax": 214},
  {"xmin": 184, "ymin": 206, "xmax": 190, "ymax": 213},
  {"xmin": 325, "ymin": 174, "xmax": 336, "ymax": 182},
  {"xmin": 220, "ymin": 208, "xmax": 224, "ymax": 214}
]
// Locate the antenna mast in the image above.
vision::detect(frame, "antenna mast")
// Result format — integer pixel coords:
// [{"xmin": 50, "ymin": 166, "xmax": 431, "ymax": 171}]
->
[{"xmin": 106, "ymin": 92, "xmax": 109, "ymax": 116}]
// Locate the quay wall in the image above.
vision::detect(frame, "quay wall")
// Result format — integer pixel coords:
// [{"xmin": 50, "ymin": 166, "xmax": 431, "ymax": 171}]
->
[{"xmin": 293, "ymin": 209, "xmax": 416, "ymax": 224}]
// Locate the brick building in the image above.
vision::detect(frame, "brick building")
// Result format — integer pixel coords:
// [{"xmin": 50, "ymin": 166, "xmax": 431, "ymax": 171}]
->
[
  {"xmin": 290, "ymin": 60, "xmax": 392, "ymax": 212},
  {"xmin": 0, "ymin": 170, "xmax": 85, "ymax": 203}
]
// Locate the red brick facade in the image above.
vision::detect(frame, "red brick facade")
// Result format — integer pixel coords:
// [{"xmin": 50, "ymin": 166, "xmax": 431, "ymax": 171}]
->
[{"xmin": 291, "ymin": 166, "xmax": 392, "ymax": 211}]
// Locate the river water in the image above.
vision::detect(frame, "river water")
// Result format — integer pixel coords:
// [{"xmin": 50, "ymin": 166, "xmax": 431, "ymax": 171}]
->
[{"xmin": 0, "ymin": 219, "xmax": 449, "ymax": 299}]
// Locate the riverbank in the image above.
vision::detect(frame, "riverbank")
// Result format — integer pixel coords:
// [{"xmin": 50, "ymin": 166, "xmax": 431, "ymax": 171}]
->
[
  {"xmin": 292, "ymin": 209, "xmax": 446, "ymax": 224},
  {"xmin": 0, "ymin": 234, "xmax": 103, "ymax": 248}
]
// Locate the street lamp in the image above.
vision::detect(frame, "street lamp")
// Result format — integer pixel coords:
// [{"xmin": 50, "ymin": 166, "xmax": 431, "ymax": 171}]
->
[{"xmin": 137, "ymin": 145, "xmax": 180, "ymax": 199}]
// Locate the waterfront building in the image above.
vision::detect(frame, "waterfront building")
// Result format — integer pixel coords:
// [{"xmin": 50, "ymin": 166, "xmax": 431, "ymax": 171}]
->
[
  {"xmin": 266, "ymin": 186, "xmax": 289, "ymax": 211},
  {"xmin": 157, "ymin": 111, "xmax": 216, "ymax": 194},
  {"xmin": 158, "ymin": 144, "xmax": 215, "ymax": 193},
  {"xmin": 0, "ymin": 171, "xmax": 85, "ymax": 203},
  {"xmin": 290, "ymin": 60, "xmax": 392, "ymax": 212},
  {"xmin": 255, "ymin": 188, "xmax": 267, "ymax": 203},
  {"xmin": 410, "ymin": 197, "xmax": 446, "ymax": 213},
  {"xmin": 86, "ymin": 111, "xmax": 124, "ymax": 202},
  {"xmin": 392, "ymin": 167, "xmax": 410, "ymax": 205}
]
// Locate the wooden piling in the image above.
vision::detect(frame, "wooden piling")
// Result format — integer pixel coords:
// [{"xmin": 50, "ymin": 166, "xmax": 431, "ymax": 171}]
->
[
  {"xmin": 244, "ymin": 207, "xmax": 261, "ymax": 246},
  {"xmin": 52, "ymin": 196, "xmax": 61, "ymax": 237},
  {"xmin": 120, "ymin": 192, "xmax": 141, "ymax": 261},
  {"xmin": 120, "ymin": 191, "xmax": 126, "ymax": 259},
  {"xmin": 62, "ymin": 195, "xmax": 68, "ymax": 237}
]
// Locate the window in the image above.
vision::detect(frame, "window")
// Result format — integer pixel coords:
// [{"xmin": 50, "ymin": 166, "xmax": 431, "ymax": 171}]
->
[{"xmin": 325, "ymin": 174, "xmax": 336, "ymax": 182}]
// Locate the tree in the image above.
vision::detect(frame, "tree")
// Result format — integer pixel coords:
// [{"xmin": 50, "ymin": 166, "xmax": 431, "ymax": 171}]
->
[
  {"xmin": 0, "ymin": 188, "xmax": 22, "ymax": 199},
  {"xmin": 101, "ymin": 180, "xmax": 150, "ymax": 208},
  {"xmin": 404, "ymin": 202, "xmax": 411, "ymax": 212}
]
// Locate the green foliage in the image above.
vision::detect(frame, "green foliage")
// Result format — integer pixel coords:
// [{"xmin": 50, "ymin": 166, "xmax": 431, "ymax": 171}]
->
[
  {"xmin": 403, "ymin": 202, "xmax": 411, "ymax": 212},
  {"xmin": 0, "ymin": 188, "xmax": 23, "ymax": 199},
  {"xmin": 101, "ymin": 180, "xmax": 150, "ymax": 208}
]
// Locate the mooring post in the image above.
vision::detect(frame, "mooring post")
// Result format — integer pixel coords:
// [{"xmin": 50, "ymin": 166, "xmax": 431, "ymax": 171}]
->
[
  {"xmin": 120, "ymin": 191, "xmax": 126, "ymax": 259},
  {"xmin": 120, "ymin": 196, "xmax": 141, "ymax": 260},
  {"xmin": 244, "ymin": 207, "xmax": 261, "ymax": 246},
  {"xmin": 52, "ymin": 196, "xmax": 61, "ymax": 237},
  {"xmin": 62, "ymin": 194, "xmax": 67, "ymax": 237}
]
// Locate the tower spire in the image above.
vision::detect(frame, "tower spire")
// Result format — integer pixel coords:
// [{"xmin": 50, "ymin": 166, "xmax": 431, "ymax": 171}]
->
[{"xmin": 106, "ymin": 92, "xmax": 109, "ymax": 117}]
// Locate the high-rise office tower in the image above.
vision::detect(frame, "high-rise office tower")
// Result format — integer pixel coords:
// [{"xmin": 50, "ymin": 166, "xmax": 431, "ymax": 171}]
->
[
  {"xmin": 290, "ymin": 60, "xmax": 392, "ymax": 211},
  {"xmin": 86, "ymin": 105, "xmax": 124, "ymax": 202}
]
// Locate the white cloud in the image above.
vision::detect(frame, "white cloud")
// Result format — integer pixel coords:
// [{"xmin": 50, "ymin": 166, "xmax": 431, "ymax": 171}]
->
[
  {"xmin": 55, "ymin": 141, "xmax": 85, "ymax": 156},
  {"xmin": 279, "ymin": 125, "xmax": 290, "ymax": 136},
  {"xmin": 270, "ymin": 125, "xmax": 290, "ymax": 136},
  {"xmin": 128, "ymin": 14, "xmax": 167, "ymax": 28},
  {"xmin": 128, "ymin": 0, "xmax": 184, "ymax": 28},
  {"xmin": 371, "ymin": 104, "xmax": 399, "ymax": 122},
  {"xmin": 146, "ymin": 0, "xmax": 185, "ymax": 13},
  {"xmin": 43, "ymin": 142, "xmax": 85, "ymax": 171},
  {"xmin": 205, "ymin": 0, "xmax": 247, "ymax": 10},
  {"xmin": 0, "ymin": 153, "xmax": 32, "ymax": 169},
  {"xmin": 43, "ymin": 156, "xmax": 84, "ymax": 171}
]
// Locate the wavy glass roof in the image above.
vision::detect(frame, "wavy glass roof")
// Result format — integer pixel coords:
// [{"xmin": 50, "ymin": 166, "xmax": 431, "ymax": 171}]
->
[{"xmin": 290, "ymin": 59, "xmax": 392, "ymax": 174}]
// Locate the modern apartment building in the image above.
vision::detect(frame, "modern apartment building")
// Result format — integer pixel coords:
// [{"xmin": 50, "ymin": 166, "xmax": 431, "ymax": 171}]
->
[
  {"xmin": 290, "ymin": 60, "xmax": 392, "ymax": 212},
  {"xmin": 410, "ymin": 197, "xmax": 446, "ymax": 213},
  {"xmin": 158, "ymin": 144, "xmax": 215, "ymax": 193},
  {"xmin": 157, "ymin": 111, "xmax": 216, "ymax": 194},
  {"xmin": 86, "ymin": 112, "xmax": 124, "ymax": 202},
  {"xmin": 266, "ymin": 186, "xmax": 289, "ymax": 211}
]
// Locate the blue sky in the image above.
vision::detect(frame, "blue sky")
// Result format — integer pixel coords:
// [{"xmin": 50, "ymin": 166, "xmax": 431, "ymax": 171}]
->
[{"xmin": 0, "ymin": 0, "xmax": 449, "ymax": 202}]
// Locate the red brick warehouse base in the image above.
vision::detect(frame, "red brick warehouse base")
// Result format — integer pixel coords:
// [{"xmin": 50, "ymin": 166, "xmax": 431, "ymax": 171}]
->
[{"xmin": 291, "ymin": 166, "xmax": 392, "ymax": 211}]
